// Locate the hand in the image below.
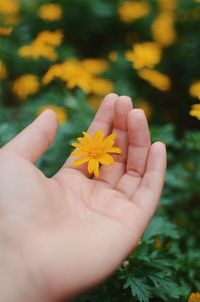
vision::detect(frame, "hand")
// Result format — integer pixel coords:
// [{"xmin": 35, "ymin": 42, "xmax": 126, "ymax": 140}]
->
[{"xmin": 0, "ymin": 94, "xmax": 166, "ymax": 302}]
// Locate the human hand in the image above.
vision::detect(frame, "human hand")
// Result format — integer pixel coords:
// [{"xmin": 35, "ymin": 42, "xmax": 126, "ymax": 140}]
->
[{"xmin": 0, "ymin": 94, "xmax": 166, "ymax": 302}]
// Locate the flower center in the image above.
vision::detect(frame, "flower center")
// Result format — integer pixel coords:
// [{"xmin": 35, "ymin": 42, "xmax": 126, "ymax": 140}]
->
[{"xmin": 89, "ymin": 146, "xmax": 103, "ymax": 159}]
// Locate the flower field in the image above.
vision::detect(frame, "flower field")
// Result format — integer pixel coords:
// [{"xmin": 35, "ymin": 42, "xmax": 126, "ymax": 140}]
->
[{"xmin": 0, "ymin": 0, "xmax": 200, "ymax": 301}]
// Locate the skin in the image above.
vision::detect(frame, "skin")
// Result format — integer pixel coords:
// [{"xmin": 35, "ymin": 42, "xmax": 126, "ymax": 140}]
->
[{"xmin": 0, "ymin": 94, "xmax": 166, "ymax": 302}]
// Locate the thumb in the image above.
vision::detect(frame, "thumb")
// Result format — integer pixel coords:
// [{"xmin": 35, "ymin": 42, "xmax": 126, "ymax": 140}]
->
[{"xmin": 2, "ymin": 110, "xmax": 58, "ymax": 163}]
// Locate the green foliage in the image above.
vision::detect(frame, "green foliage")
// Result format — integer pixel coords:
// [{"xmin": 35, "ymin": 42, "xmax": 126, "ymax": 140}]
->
[{"xmin": 1, "ymin": 0, "xmax": 200, "ymax": 301}]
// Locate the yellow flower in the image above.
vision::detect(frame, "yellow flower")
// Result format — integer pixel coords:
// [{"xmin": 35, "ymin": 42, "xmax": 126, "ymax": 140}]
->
[
  {"xmin": 0, "ymin": 0, "xmax": 19, "ymax": 15},
  {"xmin": 37, "ymin": 105, "xmax": 68, "ymax": 124},
  {"xmin": 158, "ymin": 0, "xmax": 177, "ymax": 11},
  {"xmin": 88, "ymin": 95, "xmax": 102, "ymax": 110},
  {"xmin": 71, "ymin": 130, "xmax": 121, "ymax": 177},
  {"xmin": 125, "ymin": 42, "xmax": 162, "ymax": 69},
  {"xmin": 38, "ymin": 4, "xmax": 63, "ymax": 21},
  {"xmin": 18, "ymin": 31, "xmax": 62, "ymax": 61},
  {"xmin": 108, "ymin": 51, "xmax": 118, "ymax": 61},
  {"xmin": 138, "ymin": 100, "xmax": 152, "ymax": 119},
  {"xmin": 3, "ymin": 13, "xmax": 20, "ymax": 25},
  {"xmin": 189, "ymin": 104, "xmax": 200, "ymax": 120},
  {"xmin": 35, "ymin": 30, "xmax": 63, "ymax": 47},
  {"xmin": 90, "ymin": 78, "xmax": 113, "ymax": 95},
  {"xmin": 189, "ymin": 80, "xmax": 200, "ymax": 98},
  {"xmin": 0, "ymin": 26, "xmax": 13, "ymax": 36},
  {"xmin": 151, "ymin": 12, "xmax": 176, "ymax": 47},
  {"xmin": 82, "ymin": 59, "xmax": 108, "ymax": 75},
  {"xmin": 0, "ymin": 61, "xmax": 8, "ymax": 79},
  {"xmin": 118, "ymin": 1, "xmax": 151, "ymax": 22},
  {"xmin": 19, "ymin": 42, "xmax": 57, "ymax": 61},
  {"xmin": 155, "ymin": 237, "xmax": 162, "ymax": 249},
  {"xmin": 188, "ymin": 292, "xmax": 200, "ymax": 302},
  {"xmin": 138, "ymin": 68, "xmax": 171, "ymax": 91},
  {"xmin": 43, "ymin": 59, "xmax": 112, "ymax": 95},
  {"xmin": 12, "ymin": 75, "xmax": 39, "ymax": 100}
]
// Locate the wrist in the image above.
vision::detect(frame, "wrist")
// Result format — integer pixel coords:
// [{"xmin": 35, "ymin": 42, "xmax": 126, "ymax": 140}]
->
[{"xmin": 0, "ymin": 242, "xmax": 50, "ymax": 302}]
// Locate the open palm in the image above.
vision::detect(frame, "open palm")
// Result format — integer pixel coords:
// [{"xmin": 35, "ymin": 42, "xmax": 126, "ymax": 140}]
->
[{"xmin": 1, "ymin": 94, "xmax": 166, "ymax": 302}]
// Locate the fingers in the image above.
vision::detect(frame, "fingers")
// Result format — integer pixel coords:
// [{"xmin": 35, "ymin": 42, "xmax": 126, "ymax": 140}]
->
[
  {"xmin": 2, "ymin": 110, "xmax": 58, "ymax": 163},
  {"xmin": 64, "ymin": 93, "xmax": 118, "ymax": 176},
  {"xmin": 97, "ymin": 96, "xmax": 133, "ymax": 186},
  {"xmin": 132, "ymin": 142, "xmax": 166, "ymax": 221},
  {"xmin": 115, "ymin": 109, "xmax": 151, "ymax": 197}
]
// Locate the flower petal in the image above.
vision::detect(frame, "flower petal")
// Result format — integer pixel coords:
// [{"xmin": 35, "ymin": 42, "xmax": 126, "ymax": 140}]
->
[
  {"xmin": 107, "ymin": 147, "xmax": 122, "ymax": 154},
  {"xmin": 94, "ymin": 160, "xmax": 100, "ymax": 177},
  {"xmin": 77, "ymin": 137, "xmax": 87, "ymax": 145},
  {"xmin": 94, "ymin": 130, "xmax": 104, "ymax": 141},
  {"xmin": 102, "ymin": 133, "xmax": 117, "ymax": 149},
  {"xmin": 71, "ymin": 150, "xmax": 89, "ymax": 156},
  {"xmin": 71, "ymin": 156, "xmax": 90, "ymax": 167},
  {"xmin": 99, "ymin": 154, "xmax": 114, "ymax": 165},
  {"xmin": 88, "ymin": 159, "xmax": 96, "ymax": 174},
  {"xmin": 83, "ymin": 132, "xmax": 92, "ymax": 144}
]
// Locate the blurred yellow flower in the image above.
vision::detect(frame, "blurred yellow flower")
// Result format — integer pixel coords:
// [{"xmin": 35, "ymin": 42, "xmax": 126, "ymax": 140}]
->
[
  {"xmin": 0, "ymin": 61, "xmax": 8, "ymax": 79},
  {"xmin": 43, "ymin": 59, "xmax": 112, "ymax": 95},
  {"xmin": 151, "ymin": 12, "xmax": 176, "ymax": 47},
  {"xmin": 37, "ymin": 105, "xmax": 68, "ymax": 124},
  {"xmin": 12, "ymin": 75, "xmax": 40, "ymax": 100},
  {"xmin": 188, "ymin": 292, "xmax": 200, "ymax": 302},
  {"xmin": 118, "ymin": 1, "xmax": 151, "ymax": 22},
  {"xmin": 36, "ymin": 30, "xmax": 63, "ymax": 47},
  {"xmin": 19, "ymin": 42, "xmax": 57, "ymax": 61},
  {"xmin": 71, "ymin": 130, "xmax": 121, "ymax": 177},
  {"xmin": 138, "ymin": 100, "xmax": 152, "ymax": 119},
  {"xmin": 82, "ymin": 59, "xmax": 108, "ymax": 74},
  {"xmin": 3, "ymin": 13, "xmax": 20, "ymax": 25},
  {"xmin": 90, "ymin": 78, "xmax": 113, "ymax": 95},
  {"xmin": 155, "ymin": 237, "xmax": 162, "ymax": 249},
  {"xmin": 158, "ymin": 0, "xmax": 177, "ymax": 11},
  {"xmin": 108, "ymin": 51, "xmax": 118, "ymax": 61},
  {"xmin": 0, "ymin": 26, "xmax": 13, "ymax": 36},
  {"xmin": 138, "ymin": 68, "xmax": 171, "ymax": 91},
  {"xmin": 125, "ymin": 42, "xmax": 162, "ymax": 69},
  {"xmin": 189, "ymin": 104, "xmax": 200, "ymax": 120},
  {"xmin": 19, "ymin": 30, "xmax": 63, "ymax": 61},
  {"xmin": 189, "ymin": 80, "xmax": 200, "ymax": 98},
  {"xmin": 0, "ymin": 0, "xmax": 19, "ymax": 15},
  {"xmin": 38, "ymin": 4, "xmax": 63, "ymax": 21},
  {"xmin": 88, "ymin": 95, "xmax": 102, "ymax": 110}
]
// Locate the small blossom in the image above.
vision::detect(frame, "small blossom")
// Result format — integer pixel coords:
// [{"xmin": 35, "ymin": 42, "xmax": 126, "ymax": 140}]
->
[
  {"xmin": 0, "ymin": 0, "xmax": 19, "ymax": 15},
  {"xmin": 43, "ymin": 59, "xmax": 112, "ymax": 95},
  {"xmin": 0, "ymin": 26, "xmax": 13, "ymax": 36},
  {"xmin": 138, "ymin": 68, "xmax": 171, "ymax": 91},
  {"xmin": 38, "ymin": 4, "xmax": 63, "ymax": 21},
  {"xmin": 151, "ymin": 12, "xmax": 176, "ymax": 47},
  {"xmin": 138, "ymin": 100, "xmax": 152, "ymax": 119},
  {"xmin": 0, "ymin": 61, "xmax": 8, "ymax": 79},
  {"xmin": 189, "ymin": 104, "xmax": 200, "ymax": 120},
  {"xmin": 158, "ymin": 0, "xmax": 177, "ymax": 11},
  {"xmin": 12, "ymin": 75, "xmax": 39, "ymax": 100},
  {"xmin": 71, "ymin": 130, "xmax": 121, "ymax": 177},
  {"xmin": 18, "ymin": 31, "xmax": 63, "ymax": 61},
  {"xmin": 37, "ymin": 105, "xmax": 68, "ymax": 124},
  {"xmin": 125, "ymin": 42, "xmax": 162, "ymax": 69},
  {"xmin": 118, "ymin": 1, "xmax": 151, "ymax": 23},
  {"xmin": 188, "ymin": 292, "xmax": 200, "ymax": 302},
  {"xmin": 189, "ymin": 80, "xmax": 200, "ymax": 98},
  {"xmin": 108, "ymin": 51, "xmax": 118, "ymax": 61}
]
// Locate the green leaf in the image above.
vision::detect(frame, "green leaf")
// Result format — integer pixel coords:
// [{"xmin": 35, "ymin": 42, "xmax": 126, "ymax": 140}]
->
[
  {"xmin": 143, "ymin": 216, "xmax": 179, "ymax": 242},
  {"xmin": 123, "ymin": 276, "xmax": 152, "ymax": 302}
]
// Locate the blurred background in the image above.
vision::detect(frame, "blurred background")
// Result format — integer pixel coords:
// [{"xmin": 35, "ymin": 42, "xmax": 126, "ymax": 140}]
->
[{"xmin": 0, "ymin": 0, "xmax": 200, "ymax": 301}]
